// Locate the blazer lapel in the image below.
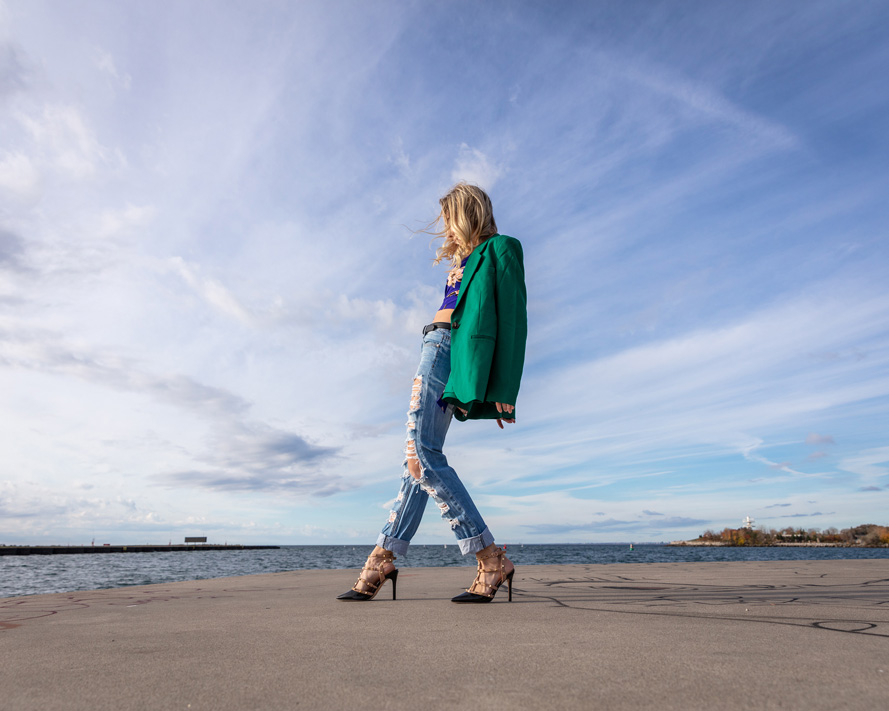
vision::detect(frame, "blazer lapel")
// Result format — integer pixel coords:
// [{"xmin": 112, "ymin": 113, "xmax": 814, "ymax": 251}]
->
[{"xmin": 453, "ymin": 236, "xmax": 495, "ymax": 310}]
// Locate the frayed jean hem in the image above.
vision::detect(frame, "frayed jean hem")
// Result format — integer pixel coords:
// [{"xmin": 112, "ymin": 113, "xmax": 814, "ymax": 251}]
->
[{"xmin": 377, "ymin": 528, "xmax": 494, "ymax": 557}]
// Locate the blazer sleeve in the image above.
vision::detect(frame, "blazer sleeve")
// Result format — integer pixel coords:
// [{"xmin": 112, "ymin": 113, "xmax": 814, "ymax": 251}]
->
[{"xmin": 486, "ymin": 237, "xmax": 528, "ymax": 407}]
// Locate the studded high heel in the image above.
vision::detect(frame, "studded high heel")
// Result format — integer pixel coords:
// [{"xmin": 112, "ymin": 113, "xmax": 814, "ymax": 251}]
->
[
  {"xmin": 336, "ymin": 550, "xmax": 399, "ymax": 601},
  {"xmin": 451, "ymin": 545, "xmax": 514, "ymax": 603}
]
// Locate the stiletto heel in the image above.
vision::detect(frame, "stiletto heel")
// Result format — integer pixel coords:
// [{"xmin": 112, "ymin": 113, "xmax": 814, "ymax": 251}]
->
[
  {"xmin": 451, "ymin": 545, "xmax": 515, "ymax": 603},
  {"xmin": 337, "ymin": 550, "xmax": 399, "ymax": 601}
]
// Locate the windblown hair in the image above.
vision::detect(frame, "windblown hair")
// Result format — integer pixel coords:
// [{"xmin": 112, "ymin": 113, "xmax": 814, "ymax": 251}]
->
[{"xmin": 429, "ymin": 182, "xmax": 498, "ymax": 267}]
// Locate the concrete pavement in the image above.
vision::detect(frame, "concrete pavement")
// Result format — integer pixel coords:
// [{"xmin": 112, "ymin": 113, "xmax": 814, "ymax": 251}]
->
[{"xmin": 2, "ymin": 560, "xmax": 888, "ymax": 710}]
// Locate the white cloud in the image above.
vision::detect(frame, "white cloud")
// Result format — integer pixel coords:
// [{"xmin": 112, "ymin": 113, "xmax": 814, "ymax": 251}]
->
[
  {"xmin": 0, "ymin": 150, "xmax": 40, "ymax": 201},
  {"xmin": 451, "ymin": 144, "xmax": 502, "ymax": 190},
  {"xmin": 482, "ymin": 287, "xmax": 889, "ymax": 502},
  {"xmin": 623, "ymin": 61, "xmax": 799, "ymax": 150},
  {"xmin": 838, "ymin": 447, "xmax": 889, "ymax": 483},
  {"xmin": 170, "ymin": 257, "xmax": 253, "ymax": 325},
  {"xmin": 17, "ymin": 104, "xmax": 109, "ymax": 179},
  {"xmin": 93, "ymin": 47, "xmax": 131, "ymax": 90},
  {"xmin": 97, "ymin": 203, "xmax": 155, "ymax": 238},
  {"xmin": 389, "ymin": 137, "xmax": 411, "ymax": 178}
]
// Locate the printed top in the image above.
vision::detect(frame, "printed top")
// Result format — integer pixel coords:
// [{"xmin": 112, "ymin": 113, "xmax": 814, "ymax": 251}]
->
[{"xmin": 438, "ymin": 257, "xmax": 469, "ymax": 310}]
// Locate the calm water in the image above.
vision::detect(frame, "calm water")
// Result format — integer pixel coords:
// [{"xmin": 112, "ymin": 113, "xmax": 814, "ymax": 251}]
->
[{"xmin": 2, "ymin": 544, "xmax": 888, "ymax": 598}]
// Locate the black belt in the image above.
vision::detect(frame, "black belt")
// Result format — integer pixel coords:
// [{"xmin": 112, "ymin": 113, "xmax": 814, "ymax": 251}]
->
[{"xmin": 422, "ymin": 321, "xmax": 451, "ymax": 335}]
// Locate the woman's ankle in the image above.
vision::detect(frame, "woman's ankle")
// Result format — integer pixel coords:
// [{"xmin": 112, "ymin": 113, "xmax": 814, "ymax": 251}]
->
[
  {"xmin": 476, "ymin": 543, "xmax": 513, "ymax": 574},
  {"xmin": 475, "ymin": 543, "xmax": 504, "ymax": 559},
  {"xmin": 366, "ymin": 546, "xmax": 396, "ymax": 572},
  {"xmin": 475, "ymin": 543, "xmax": 497, "ymax": 557}
]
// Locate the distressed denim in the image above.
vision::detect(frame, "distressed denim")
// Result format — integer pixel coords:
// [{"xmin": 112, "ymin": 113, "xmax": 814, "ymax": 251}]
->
[{"xmin": 377, "ymin": 327, "xmax": 495, "ymax": 556}]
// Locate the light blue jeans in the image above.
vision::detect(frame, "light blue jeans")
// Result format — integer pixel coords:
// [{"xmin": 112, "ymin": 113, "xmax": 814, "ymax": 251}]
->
[{"xmin": 377, "ymin": 327, "xmax": 495, "ymax": 556}]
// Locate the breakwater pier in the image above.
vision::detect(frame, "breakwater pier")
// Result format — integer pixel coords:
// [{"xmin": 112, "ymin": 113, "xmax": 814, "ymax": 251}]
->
[{"xmin": 0, "ymin": 544, "xmax": 279, "ymax": 556}]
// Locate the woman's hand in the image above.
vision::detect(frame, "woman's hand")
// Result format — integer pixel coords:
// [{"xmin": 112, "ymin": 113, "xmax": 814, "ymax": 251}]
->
[{"xmin": 495, "ymin": 402, "xmax": 515, "ymax": 429}]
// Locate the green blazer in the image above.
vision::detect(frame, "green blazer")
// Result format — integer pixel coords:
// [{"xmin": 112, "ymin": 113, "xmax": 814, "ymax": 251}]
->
[{"xmin": 442, "ymin": 233, "xmax": 528, "ymax": 421}]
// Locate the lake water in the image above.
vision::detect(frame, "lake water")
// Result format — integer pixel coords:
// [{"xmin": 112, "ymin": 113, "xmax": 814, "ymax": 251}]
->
[{"xmin": 2, "ymin": 543, "xmax": 888, "ymax": 598}]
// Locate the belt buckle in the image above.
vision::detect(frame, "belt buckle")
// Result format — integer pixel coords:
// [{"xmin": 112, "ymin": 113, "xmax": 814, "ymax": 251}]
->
[{"xmin": 423, "ymin": 322, "xmax": 450, "ymax": 336}]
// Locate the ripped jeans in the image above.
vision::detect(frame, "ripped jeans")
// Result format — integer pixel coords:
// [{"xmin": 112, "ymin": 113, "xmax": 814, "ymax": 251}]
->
[{"xmin": 376, "ymin": 327, "xmax": 495, "ymax": 556}]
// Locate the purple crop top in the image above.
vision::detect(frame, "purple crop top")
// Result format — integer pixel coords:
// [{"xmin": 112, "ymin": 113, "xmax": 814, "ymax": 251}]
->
[{"xmin": 438, "ymin": 257, "xmax": 469, "ymax": 310}]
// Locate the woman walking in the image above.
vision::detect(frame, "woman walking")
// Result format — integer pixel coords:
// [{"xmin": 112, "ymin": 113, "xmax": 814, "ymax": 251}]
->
[{"xmin": 337, "ymin": 182, "xmax": 528, "ymax": 604}]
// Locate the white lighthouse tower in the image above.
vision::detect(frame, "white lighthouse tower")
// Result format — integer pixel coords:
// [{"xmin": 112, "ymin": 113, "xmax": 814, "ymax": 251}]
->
[{"xmin": 742, "ymin": 515, "xmax": 755, "ymax": 530}]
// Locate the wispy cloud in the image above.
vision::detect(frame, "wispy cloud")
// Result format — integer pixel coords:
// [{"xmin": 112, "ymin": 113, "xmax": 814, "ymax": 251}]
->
[
  {"xmin": 769, "ymin": 512, "xmax": 835, "ymax": 519},
  {"xmin": 16, "ymin": 103, "xmax": 112, "ymax": 179},
  {"xmin": 155, "ymin": 421, "xmax": 343, "ymax": 496},
  {"xmin": 170, "ymin": 257, "xmax": 253, "ymax": 326},
  {"xmin": 524, "ymin": 516, "xmax": 709, "ymax": 536},
  {"xmin": 0, "ymin": 322, "xmax": 340, "ymax": 497},
  {"xmin": 0, "ymin": 324, "xmax": 250, "ymax": 417},
  {"xmin": 839, "ymin": 447, "xmax": 889, "ymax": 483},
  {"xmin": 518, "ymin": 290, "xmax": 889, "ymax": 472},
  {"xmin": 0, "ymin": 150, "xmax": 40, "ymax": 201},
  {"xmin": 451, "ymin": 144, "xmax": 503, "ymax": 190},
  {"xmin": 621, "ymin": 61, "xmax": 798, "ymax": 150},
  {"xmin": 93, "ymin": 46, "xmax": 131, "ymax": 90}
]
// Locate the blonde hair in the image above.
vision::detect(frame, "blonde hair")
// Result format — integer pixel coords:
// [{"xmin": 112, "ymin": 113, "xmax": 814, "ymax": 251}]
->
[{"xmin": 429, "ymin": 182, "xmax": 498, "ymax": 267}]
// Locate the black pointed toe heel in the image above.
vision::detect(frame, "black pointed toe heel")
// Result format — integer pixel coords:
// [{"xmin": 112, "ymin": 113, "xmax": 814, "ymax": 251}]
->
[
  {"xmin": 336, "ymin": 551, "xmax": 398, "ymax": 601},
  {"xmin": 451, "ymin": 546, "xmax": 514, "ymax": 603}
]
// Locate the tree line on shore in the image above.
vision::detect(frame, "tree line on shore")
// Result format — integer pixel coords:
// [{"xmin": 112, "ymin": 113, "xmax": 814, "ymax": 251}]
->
[{"xmin": 695, "ymin": 523, "xmax": 889, "ymax": 547}]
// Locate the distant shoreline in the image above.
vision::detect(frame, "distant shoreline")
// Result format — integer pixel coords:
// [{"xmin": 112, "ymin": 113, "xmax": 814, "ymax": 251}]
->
[
  {"xmin": 669, "ymin": 540, "xmax": 884, "ymax": 548},
  {"xmin": 677, "ymin": 523, "xmax": 889, "ymax": 548}
]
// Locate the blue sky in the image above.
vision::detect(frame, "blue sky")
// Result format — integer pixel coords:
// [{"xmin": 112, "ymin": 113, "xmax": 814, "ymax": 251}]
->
[{"xmin": 1, "ymin": 0, "xmax": 887, "ymax": 546}]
